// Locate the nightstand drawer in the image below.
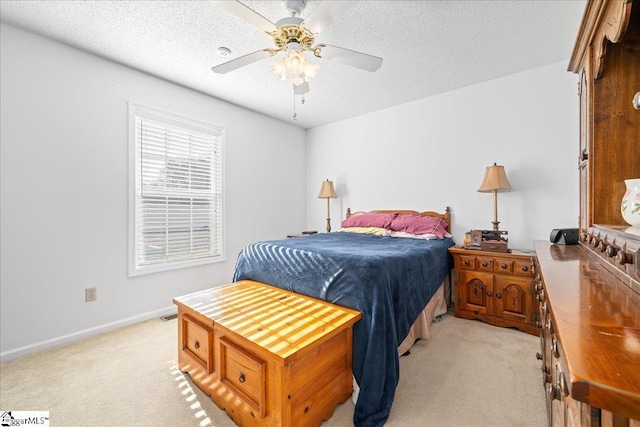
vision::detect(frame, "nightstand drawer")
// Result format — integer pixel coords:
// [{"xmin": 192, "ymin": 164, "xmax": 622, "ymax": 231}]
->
[
  {"xmin": 514, "ymin": 260, "xmax": 534, "ymax": 276},
  {"xmin": 476, "ymin": 256, "xmax": 494, "ymax": 272},
  {"xmin": 460, "ymin": 255, "xmax": 476, "ymax": 270},
  {"xmin": 494, "ymin": 259, "xmax": 514, "ymax": 274}
]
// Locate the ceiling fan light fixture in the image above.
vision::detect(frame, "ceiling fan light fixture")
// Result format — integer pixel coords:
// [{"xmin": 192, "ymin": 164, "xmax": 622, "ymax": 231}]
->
[{"xmin": 270, "ymin": 49, "xmax": 319, "ymax": 85}]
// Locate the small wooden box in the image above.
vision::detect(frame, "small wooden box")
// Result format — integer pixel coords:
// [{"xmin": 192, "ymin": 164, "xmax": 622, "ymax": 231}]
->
[
  {"xmin": 174, "ymin": 280, "xmax": 361, "ymax": 427},
  {"xmin": 481, "ymin": 240, "xmax": 509, "ymax": 253}
]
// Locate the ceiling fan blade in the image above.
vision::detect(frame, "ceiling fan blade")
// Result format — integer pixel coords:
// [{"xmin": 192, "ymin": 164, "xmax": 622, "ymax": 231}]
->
[
  {"xmin": 294, "ymin": 82, "xmax": 309, "ymax": 95},
  {"xmin": 315, "ymin": 44, "xmax": 383, "ymax": 72},
  {"xmin": 213, "ymin": 1, "xmax": 276, "ymax": 32},
  {"xmin": 212, "ymin": 49, "xmax": 271, "ymax": 74},
  {"xmin": 302, "ymin": 1, "xmax": 358, "ymax": 34}
]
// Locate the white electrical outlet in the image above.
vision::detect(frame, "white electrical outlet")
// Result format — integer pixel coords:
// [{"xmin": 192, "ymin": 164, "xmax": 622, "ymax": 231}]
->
[{"xmin": 85, "ymin": 287, "xmax": 97, "ymax": 302}]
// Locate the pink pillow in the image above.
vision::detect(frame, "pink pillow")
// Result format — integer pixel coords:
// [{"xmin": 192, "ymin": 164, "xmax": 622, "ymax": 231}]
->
[
  {"xmin": 341, "ymin": 213, "xmax": 396, "ymax": 229},
  {"xmin": 389, "ymin": 214, "xmax": 449, "ymax": 238}
]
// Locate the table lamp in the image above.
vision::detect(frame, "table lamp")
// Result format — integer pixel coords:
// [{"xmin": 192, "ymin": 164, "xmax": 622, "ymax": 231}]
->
[
  {"xmin": 478, "ymin": 163, "xmax": 512, "ymax": 231},
  {"xmin": 317, "ymin": 179, "xmax": 337, "ymax": 232}
]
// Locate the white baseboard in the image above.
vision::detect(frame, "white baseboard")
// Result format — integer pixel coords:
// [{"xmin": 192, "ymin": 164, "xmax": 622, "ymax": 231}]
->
[{"xmin": 0, "ymin": 305, "xmax": 178, "ymax": 362}]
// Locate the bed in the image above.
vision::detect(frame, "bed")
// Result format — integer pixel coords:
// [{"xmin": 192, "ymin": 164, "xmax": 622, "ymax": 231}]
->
[{"xmin": 232, "ymin": 208, "xmax": 455, "ymax": 427}]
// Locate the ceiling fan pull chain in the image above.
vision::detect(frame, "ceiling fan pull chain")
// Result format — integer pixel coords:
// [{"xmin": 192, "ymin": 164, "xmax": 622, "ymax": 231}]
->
[{"xmin": 292, "ymin": 87, "xmax": 297, "ymax": 121}]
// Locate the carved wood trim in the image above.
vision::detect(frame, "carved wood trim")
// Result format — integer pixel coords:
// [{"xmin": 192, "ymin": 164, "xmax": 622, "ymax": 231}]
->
[{"xmin": 568, "ymin": 0, "xmax": 633, "ymax": 78}]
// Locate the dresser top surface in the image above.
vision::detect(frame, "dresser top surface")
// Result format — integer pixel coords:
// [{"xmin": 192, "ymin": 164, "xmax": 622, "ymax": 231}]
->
[
  {"xmin": 534, "ymin": 240, "xmax": 640, "ymax": 418},
  {"xmin": 174, "ymin": 280, "xmax": 361, "ymax": 362}
]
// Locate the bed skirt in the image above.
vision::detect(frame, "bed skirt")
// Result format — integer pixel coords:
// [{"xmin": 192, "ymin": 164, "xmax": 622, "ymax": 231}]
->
[{"xmin": 397, "ymin": 280, "xmax": 448, "ymax": 355}]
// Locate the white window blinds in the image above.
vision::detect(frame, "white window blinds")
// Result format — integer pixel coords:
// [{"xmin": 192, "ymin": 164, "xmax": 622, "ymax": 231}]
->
[{"xmin": 129, "ymin": 103, "xmax": 225, "ymax": 276}]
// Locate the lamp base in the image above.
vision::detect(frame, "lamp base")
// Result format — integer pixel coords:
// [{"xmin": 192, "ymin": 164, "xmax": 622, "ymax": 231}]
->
[{"xmin": 325, "ymin": 218, "xmax": 332, "ymax": 233}]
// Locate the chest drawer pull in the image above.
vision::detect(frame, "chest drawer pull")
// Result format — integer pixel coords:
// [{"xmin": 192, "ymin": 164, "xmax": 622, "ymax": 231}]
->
[
  {"xmin": 194, "ymin": 340, "xmax": 200, "ymax": 349},
  {"xmin": 239, "ymin": 372, "xmax": 246, "ymax": 383},
  {"xmin": 496, "ymin": 293, "xmax": 502, "ymax": 298},
  {"xmin": 501, "ymin": 264, "xmax": 508, "ymax": 269},
  {"xmin": 482, "ymin": 262, "xmax": 488, "ymax": 267},
  {"xmin": 464, "ymin": 260, "xmax": 471, "ymax": 265},
  {"xmin": 521, "ymin": 266, "xmax": 529, "ymax": 272},
  {"xmin": 486, "ymin": 291, "xmax": 493, "ymax": 297}
]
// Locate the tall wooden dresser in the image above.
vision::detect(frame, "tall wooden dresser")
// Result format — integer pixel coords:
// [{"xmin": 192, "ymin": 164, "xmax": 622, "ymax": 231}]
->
[{"xmin": 534, "ymin": 1, "xmax": 640, "ymax": 426}]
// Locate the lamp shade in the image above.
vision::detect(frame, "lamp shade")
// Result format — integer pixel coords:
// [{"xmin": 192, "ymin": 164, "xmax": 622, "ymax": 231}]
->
[
  {"xmin": 317, "ymin": 179, "xmax": 337, "ymax": 198},
  {"xmin": 478, "ymin": 163, "xmax": 513, "ymax": 193}
]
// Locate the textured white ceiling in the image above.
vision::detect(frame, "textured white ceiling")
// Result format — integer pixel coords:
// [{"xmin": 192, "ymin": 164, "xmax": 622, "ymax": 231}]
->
[{"xmin": 0, "ymin": 0, "xmax": 586, "ymax": 129}]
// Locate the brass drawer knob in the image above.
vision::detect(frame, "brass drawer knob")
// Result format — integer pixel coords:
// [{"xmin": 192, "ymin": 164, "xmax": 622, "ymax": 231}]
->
[
  {"xmin": 463, "ymin": 260, "xmax": 470, "ymax": 265},
  {"xmin": 239, "ymin": 373, "xmax": 246, "ymax": 383},
  {"xmin": 486, "ymin": 291, "xmax": 493, "ymax": 297},
  {"xmin": 552, "ymin": 339, "xmax": 560, "ymax": 358},
  {"xmin": 496, "ymin": 293, "xmax": 502, "ymax": 299},
  {"xmin": 501, "ymin": 264, "xmax": 507, "ymax": 269},
  {"xmin": 194, "ymin": 341, "xmax": 200, "ymax": 349},
  {"xmin": 547, "ymin": 383, "xmax": 562, "ymax": 401},
  {"xmin": 482, "ymin": 262, "xmax": 488, "ymax": 267},
  {"xmin": 616, "ymin": 251, "xmax": 633, "ymax": 265},
  {"xmin": 521, "ymin": 266, "xmax": 529, "ymax": 272}
]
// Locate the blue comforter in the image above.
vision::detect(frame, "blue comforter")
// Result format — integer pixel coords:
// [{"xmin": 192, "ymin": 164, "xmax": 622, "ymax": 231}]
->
[{"xmin": 233, "ymin": 232, "xmax": 454, "ymax": 427}]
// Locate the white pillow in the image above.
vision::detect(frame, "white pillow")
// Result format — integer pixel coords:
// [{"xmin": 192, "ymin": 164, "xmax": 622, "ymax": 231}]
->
[{"xmin": 388, "ymin": 230, "xmax": 438, "ymax": 240}]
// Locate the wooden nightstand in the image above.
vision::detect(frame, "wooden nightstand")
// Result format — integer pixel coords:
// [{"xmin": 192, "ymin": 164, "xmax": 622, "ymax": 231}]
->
[
  {"xmin": 448, "ymin": 246, "xmax": 539, "ymax": 335},
  {"xmin": 287, "ymin": 231, "xmax": 318, "ymax": 238}
]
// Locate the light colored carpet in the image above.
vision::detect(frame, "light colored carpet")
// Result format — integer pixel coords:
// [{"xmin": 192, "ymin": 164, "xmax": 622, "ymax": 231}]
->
[{"xmin": 0, "ymin": 314, "xmax": 546, "ymax": 426}]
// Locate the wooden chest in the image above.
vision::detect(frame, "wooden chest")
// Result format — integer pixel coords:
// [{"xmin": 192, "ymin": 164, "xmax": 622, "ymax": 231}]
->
[{"xmin": 173, "ymin": 280, "xmax": 362, "ymax": 427}]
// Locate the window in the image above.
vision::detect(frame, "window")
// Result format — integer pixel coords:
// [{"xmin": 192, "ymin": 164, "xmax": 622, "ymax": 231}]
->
[{"xmin": 128, "ymin": 102, "xmax": 225, "ymax": 276}]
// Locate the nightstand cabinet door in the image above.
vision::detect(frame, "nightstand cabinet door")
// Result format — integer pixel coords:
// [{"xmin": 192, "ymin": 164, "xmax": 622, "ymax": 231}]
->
[
  {"xmin": 459, "ymin": 271, "xmax": 494, "ymax": 315},
  {"xmin": 494, "ymin": 275, "xmax": 535, "ymax": 325}
]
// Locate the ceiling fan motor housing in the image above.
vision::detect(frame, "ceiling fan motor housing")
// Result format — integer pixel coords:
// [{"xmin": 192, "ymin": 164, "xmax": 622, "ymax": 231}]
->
[{"xmin": 269, "ymin": 18, "xmax": 316, "ymax": 52}]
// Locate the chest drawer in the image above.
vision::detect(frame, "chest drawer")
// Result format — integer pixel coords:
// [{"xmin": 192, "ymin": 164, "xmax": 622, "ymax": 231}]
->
[
  {"xmin": 219, "ymin": 335, "xmax": 267, "ymax": 418},
  {"xmin": 181, "ymin": 313, "xmax": 214, "ymax": 373}
]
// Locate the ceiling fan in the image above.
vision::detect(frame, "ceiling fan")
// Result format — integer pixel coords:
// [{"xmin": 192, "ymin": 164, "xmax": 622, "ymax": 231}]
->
[{"xmin": 211, "ymin": 0, "xmax": 383, "ymax": 96}]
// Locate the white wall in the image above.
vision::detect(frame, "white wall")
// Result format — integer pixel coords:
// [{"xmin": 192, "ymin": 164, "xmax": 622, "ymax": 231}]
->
[
  {"xmin": 0, "ymin": 23, "xmax": 307, "ymax": 360},
  {"xmin": 306, "ymin": 61, "xmax": 579, "ymax": 251}
]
